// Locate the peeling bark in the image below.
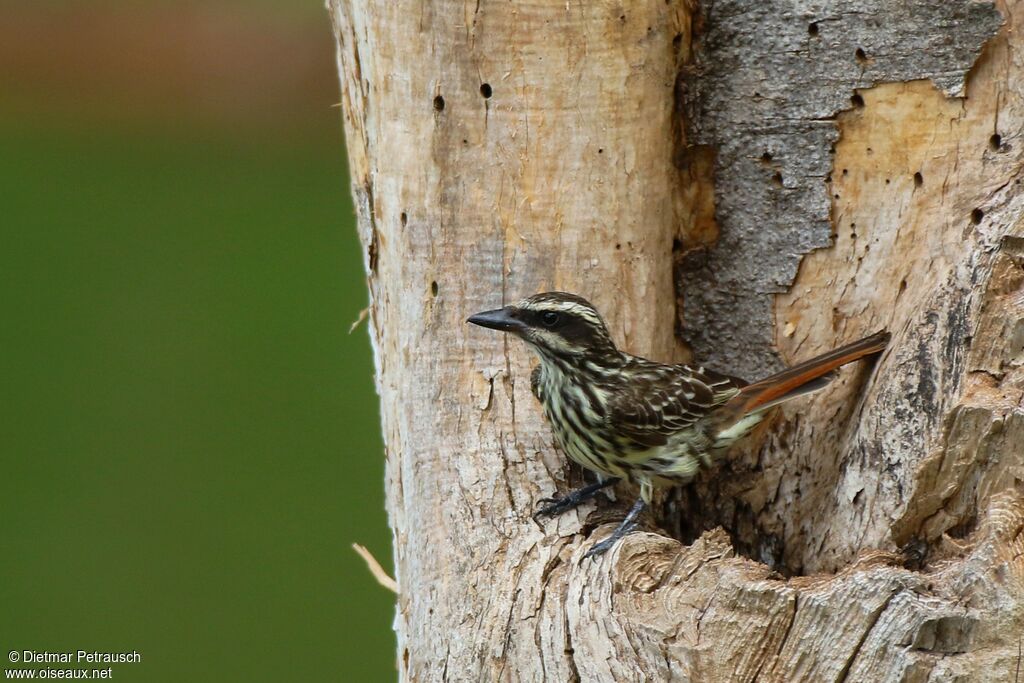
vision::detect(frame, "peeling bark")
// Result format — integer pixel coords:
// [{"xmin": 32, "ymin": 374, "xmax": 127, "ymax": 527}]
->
[
  {"xmin": 330, "ymin": 0, "xmax": 1024, "ymax": 680},
  {"xmin": 680, "ymin": 0, "xmax": 1002, "ymax": 377}
]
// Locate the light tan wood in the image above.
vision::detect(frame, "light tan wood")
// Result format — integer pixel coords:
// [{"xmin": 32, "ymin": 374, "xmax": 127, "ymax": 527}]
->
[{"xmin": 330, "ymin": 0, "xmax": 1024, "ymax": 679}]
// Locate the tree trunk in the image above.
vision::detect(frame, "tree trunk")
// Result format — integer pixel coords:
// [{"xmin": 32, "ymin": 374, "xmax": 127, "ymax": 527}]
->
[{"xmin": 329, "ymin": 0, "xmax": 1024, "ymax": 680}]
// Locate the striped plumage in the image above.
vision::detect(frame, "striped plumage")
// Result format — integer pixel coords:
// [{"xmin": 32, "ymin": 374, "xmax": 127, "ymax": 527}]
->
[{"xmin": 468, "ymin": 292, "xmax": 889, "ymax": 557}]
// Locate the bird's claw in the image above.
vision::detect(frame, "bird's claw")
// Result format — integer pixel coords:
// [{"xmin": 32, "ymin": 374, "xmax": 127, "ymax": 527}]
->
[
  {"xmin": 581, "ymin": 498, "xmax": 645, "ymax": 561},
  {"xmin": 583, "ymin": 537, "xmax": 616, "ymax": 559},
  {"xmin": 532, "ymin": 496, "xmax": 576, "ymax": 522},
  {"xmin": 532, "ymin": 480, "xmax": 620, "ymax": 524},
  {"xmin": 532, "ymin": 498, "xmax": 569, "ymax": 523}
]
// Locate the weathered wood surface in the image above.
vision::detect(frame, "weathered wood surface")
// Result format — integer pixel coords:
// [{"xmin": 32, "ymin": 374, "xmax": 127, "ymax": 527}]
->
[{"xmin": 330, "ymin": 0, "xmax": 1024, "ymax": 680}]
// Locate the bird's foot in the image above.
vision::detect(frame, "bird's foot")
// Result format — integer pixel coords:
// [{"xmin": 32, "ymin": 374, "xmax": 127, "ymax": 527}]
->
[
  {"xmin": 583, "ymin": 498, "xmax": 646, "ymax": 560},
  {"xmin": 532, "ymin": 479, "xmax": 619, "ymax": 523}
]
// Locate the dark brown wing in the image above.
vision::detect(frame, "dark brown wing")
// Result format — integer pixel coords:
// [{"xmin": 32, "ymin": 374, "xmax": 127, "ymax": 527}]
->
[{"xmin": 606, "ymin": 361, "xmax": 746, "ymax": 448}]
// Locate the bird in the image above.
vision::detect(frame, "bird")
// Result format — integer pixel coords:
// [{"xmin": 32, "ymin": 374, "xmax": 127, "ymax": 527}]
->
[{"xmin": 467, "ymin": 291, "xmax": 890, "ymax": 558}]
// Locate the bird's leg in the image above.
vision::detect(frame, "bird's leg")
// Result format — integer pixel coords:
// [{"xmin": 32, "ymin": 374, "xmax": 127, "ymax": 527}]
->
[
  {"xmin": 533, "ymin": 478, "xmax": 620, "ymax": 522},
  {"xmin": 584, "ymin": 497, "xmax": 646, "ymax": 559}
]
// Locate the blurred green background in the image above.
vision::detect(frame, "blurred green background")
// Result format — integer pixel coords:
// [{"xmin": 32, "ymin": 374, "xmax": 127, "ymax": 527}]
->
[{"xmin": 0, "ymin": 1, "xmax": 394, "ymax": 680}]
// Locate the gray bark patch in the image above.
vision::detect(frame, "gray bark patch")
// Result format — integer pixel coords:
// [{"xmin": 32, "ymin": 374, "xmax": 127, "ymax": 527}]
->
[{"xmin": 681, "ymin": 0, "xmax": 1002, "ymax": 379}]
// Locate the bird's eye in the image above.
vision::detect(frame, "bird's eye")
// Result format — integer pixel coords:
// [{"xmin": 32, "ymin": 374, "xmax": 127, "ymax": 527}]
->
[{"xmin": 541, "ymin": 311, "xmax": 560, "ymax": 327}]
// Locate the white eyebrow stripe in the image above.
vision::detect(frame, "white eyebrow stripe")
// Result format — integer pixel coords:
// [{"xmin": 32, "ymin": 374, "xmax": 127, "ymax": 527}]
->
[
  {"xmin": 524, "ymin": 301, "xmax": 599, "ymax": 317},
  {"xmin": 536, "ymin": 301, "xmax": 580, "ymax": 313}
]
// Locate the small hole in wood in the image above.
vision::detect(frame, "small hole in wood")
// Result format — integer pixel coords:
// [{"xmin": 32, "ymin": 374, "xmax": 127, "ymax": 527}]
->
[
  {"xmin": 615, "ymin": 243, "xmax": 622, "ymax": 250},
  {"xmin": 855, "ymin": 47, "xmax": 867, "ymax": 63},
  {"xmin": 480, "ymin": 83, "xmax": 492, "ymax": 98},
  {"xmin": 400, "ymin": 212, "xmax": 408, "ymax": 226},
  {"xmin": 850, "ymin": 93, "xmax": 864, "ymax": 108},
  {"xmin": 761, "ymin": 151, "xmax": 773, "ymax": 163},
  {"xmin": 842, "ymin": 168, "xmax": 849, "ymax": 176},
  {"xmin": 808, "ymin": 22, "xmax": 819, "ymax": 36},
  {"xmin": 989, "ymin": 133, "xmax": 1002, "ymax": 151},
  {"xmin": 914, "ymin": 171, "xmax": 923, "ymax": 187},
  {"xmin": 971, "ymin": 208, "xmax": 984, "ymax": 224},
  {"xmin": 431, "ymin": 281, "xmax": 439, "ymax": 296},
  {"xmin": 598, "ymin": 148, "xmax": 604, "ymax": 154},
  {"xmin": 885, "ymin": 178, "xmax": 890, "ymax": 184},
  {"xmin": 673, "ymin": 33, "xmax": 683, "ymax": 49},
  {"xmin": 899, "ymin": 279, "xmax": 907, "ymax": 294},
  {"xmin": 433, "ymin": 95, "xmax": 445, "ymax": 111}
]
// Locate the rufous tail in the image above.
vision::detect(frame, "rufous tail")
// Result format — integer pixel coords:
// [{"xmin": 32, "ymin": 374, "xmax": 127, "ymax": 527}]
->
[{"xmin": 721, "ymin": 330, "xmax": 890, "ymax": 419}]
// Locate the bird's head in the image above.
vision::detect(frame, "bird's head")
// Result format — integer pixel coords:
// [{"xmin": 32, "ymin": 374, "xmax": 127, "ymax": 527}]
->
[{"xmin": 467, "ymin": 292, "xmax": 618, "ymax": 361}]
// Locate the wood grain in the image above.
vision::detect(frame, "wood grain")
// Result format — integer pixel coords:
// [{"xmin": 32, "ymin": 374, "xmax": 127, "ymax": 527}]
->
[{"xmin": 330, "ymin": 0, "xmax": 1024, "ymax": 679}]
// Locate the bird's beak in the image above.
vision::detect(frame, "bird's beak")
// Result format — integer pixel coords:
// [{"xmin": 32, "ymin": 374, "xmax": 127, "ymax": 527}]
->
[{"xmin": 466, "ymin": 306, "xmax": 525, "ymax": 334}]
